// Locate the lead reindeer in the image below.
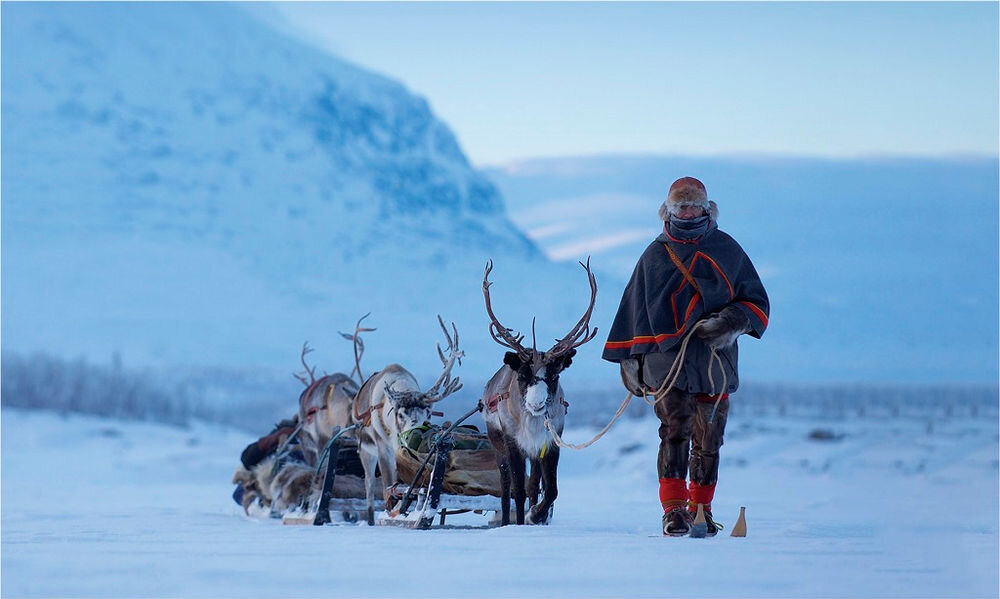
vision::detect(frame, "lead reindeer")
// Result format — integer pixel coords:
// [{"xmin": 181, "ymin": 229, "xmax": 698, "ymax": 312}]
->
[
  {"xmin": 480, "ymin": 259, "xmax": 598, "ymax": 525},
  {"xmin": 352, "ymin": 316, "xmax": 464, "ymax": 525}
]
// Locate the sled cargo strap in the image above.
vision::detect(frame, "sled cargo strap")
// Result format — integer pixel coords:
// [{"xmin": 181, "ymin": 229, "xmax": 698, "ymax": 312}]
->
[{"xmin": 663, "ymin": 243, "xmax": 702, "ymax": 297}]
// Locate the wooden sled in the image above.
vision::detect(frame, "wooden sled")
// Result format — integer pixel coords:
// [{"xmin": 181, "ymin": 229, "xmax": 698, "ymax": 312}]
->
[
  {"xmin": 282, "ymin": 425, "xmax": 375, "ymax": 526},
  {"xmin": 376, "ymin": 420, "xmax": 512, "ymax": 529},
  {"xmin": 285, "ymin": 416, "xmax": 513, "ymax": 529}
]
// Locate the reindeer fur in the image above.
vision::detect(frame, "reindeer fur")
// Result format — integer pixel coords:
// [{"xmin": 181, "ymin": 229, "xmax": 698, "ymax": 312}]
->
[
  {"xmin": 352, "ymin": 364, "xmax": 436, "ymax": 525},
  {"xmin": 233, "ymin": 455, "xmax": 373, "ymax": 518},
  {"xmin": 480, "ymin": 350, "xmax": 574, "ymax": 525},
  {"xmin": 298, "ymin": 373, "xmax": 359, "ymax": 466}
]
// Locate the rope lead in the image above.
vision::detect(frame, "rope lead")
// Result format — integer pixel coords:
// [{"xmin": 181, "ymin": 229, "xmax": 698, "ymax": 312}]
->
[{"xmin": 547, "ymin": 319, "xmax": 729, "ymax": 451}]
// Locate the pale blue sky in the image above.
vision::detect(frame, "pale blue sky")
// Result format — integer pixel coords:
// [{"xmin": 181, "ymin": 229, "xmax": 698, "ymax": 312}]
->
[{"xmin": 264, "ymin": 2, "xmax": 999, "ymax": 166}]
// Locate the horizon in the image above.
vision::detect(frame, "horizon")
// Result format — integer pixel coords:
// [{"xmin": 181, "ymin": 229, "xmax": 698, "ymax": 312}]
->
[{"xmin": 484, "ymin": 149, "xmax": 1000, "ymax": 170}]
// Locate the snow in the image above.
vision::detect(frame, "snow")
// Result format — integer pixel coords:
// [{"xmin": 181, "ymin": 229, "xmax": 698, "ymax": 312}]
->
[
  {"xmin": 2, "ymin": 5, "xmax": 997, "ymax": 594},
  {"xmin": 3, "ymin": 406, "xmax": 996, "ymax": 597}
]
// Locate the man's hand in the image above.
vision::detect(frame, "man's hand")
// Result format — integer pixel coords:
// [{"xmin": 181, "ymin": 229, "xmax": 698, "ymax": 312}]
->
[
  {"xmin": 620, "ymin": 357, "xmax": 646, "ymax": 396},
  {"xmin": 696, "ymin": 305, "xmax": 751, "ymax": 351}
]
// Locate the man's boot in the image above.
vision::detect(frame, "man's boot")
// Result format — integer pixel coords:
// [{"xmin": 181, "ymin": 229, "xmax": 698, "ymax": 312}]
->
[
  {"xmin": 662, "ymin": 504, "xmax": 693, "ymax": 536},
  {"xmin": 659, "ymin": 478, "xmax": 690, "ymax": 536}
]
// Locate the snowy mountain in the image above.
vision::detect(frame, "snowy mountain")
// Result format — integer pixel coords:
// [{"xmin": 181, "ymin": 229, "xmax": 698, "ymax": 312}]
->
[
  {"xmin": 485, "ymin": 154, "xmax": 1000, "ymax": 384},
  {"xmin": 1, "ymin": 2, "xmax": 613, "ymax": 387}
]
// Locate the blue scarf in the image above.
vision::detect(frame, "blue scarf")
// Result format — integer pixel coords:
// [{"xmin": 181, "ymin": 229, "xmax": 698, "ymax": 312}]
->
[{"xmin": 667, "ymin": 214, "xmax": 711, "ymax": 240}]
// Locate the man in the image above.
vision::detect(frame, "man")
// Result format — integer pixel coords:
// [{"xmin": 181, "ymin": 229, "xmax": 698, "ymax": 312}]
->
[{"xmin": 602, "ymin": 177, "xmax": 769, "ymax": 537}]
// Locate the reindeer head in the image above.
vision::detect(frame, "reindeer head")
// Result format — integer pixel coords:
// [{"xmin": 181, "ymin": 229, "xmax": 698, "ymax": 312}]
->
[
  {"xmin": 383, "ymin": 315, "xmax": 464, "ymax": 433},
  {"xmin": 483, "ymin": 259, "xmax": 598, "ymax": 417},
  {"xmin": 502, "ymin": 349, "xmax": 577, "ymax": 416},
  {"xmin": 383, "ymin": 387, "xmax": 436, "ymax": 433}
]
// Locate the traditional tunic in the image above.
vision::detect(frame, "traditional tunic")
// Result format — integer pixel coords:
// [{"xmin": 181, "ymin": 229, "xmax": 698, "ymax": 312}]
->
[{"xmin": 602, "ymin": 222, "xmax": 769, "ymax": 393}]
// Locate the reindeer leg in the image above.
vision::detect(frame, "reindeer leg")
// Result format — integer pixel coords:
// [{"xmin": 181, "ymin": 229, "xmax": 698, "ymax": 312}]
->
[
  {"xmin": 376, "ymin": 451, "xmax": 395, "ymax": 513},
  {"xmin": 359, "ymin": 441, "xmax": 380, "ymax": 526},
  {"xmin": 528, "ymin": 447, "xmax": 559, "ymax": 525},
  {"xmin": 526, "ymin": 460, "xmax": 541, "ymax": 508},
  {"xmin": 508, "ymin": 442, "xmax": 528, "ymax": 525},
  {"xmin": 487, "ymin": 427, "xmax": 512, "ymax": 526}
]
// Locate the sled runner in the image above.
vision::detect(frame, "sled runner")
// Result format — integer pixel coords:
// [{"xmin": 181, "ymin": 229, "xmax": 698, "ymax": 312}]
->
[
  {"xmin": 281, "ymin": 425, "xmax": 375, "ymax": 525},
  {"xmin": 377, "ymin": 419, "xmax": 512, "ymax": 529},
  {"xmin": 284, "ymin": 415, "xmax": 512, "ymax": 528}
]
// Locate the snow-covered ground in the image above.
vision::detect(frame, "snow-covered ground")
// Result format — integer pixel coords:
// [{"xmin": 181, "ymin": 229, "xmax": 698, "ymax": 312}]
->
[{"xmin": 2, "ymin": 406, "xmax": 996, "ymax": 598}]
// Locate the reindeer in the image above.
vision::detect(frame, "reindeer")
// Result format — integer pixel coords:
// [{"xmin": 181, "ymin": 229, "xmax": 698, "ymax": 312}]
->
[
  {"xmin": 480, "ymin": 259, "xmax": 598, "ymax": 525},
  {"xmin": 351, "ymin": 315, "xmax": 464, "ymax": 525},
  {"xmin": 295, "ymin": 315, "xmax": 375, "ymax": 466}
]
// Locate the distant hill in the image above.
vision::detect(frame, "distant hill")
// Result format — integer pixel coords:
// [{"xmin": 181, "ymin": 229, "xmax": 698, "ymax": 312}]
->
[
  {"xmin": 1, "ymin": 2, "xmax": 610, "ymax": 385},
  {"xmin": 5, "ymin": 2, "xmax": 993, "ymax": 388},
  {"xmin": 485, "ymin": 154, "xmax": 1000, "ymax": 383}
]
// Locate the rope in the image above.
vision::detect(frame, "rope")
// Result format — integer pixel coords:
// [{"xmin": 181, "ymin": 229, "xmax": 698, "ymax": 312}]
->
[
  {"xmin": 644, "ymin": 321, "xmax": 728, "ymax": 422},
  {"xmin": 543, "ymin": 389, "xmax": 634, "ymax": 450},
  {"xmin": 644, "ymin": 322, "xmax": 706, "ymax": 406},
  {"xmin": 705, "ymin": 352, "xmax": 727, "ymax": 424},
  {"xmin": 544, "ymin": 319, "xmax": 730, "ymax": 451}
]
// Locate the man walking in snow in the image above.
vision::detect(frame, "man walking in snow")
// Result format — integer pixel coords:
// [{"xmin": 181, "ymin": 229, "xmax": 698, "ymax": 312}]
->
[{"xmin": 602, "ymin": 177, "xmax": 769, "ymax": 536}]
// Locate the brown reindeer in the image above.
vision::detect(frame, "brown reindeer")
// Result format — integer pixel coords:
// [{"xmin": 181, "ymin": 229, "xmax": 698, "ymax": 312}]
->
[
  {"xmin": 295, "ymin": 315, "xmax": 374, "ymax": 466},
  {"xmin": 351, "ymin": 315, "xmax": 464, "ymax": 525},
  {"xmin": 480, "ymin": 259, "xmax": 598, "ymax": 525}
]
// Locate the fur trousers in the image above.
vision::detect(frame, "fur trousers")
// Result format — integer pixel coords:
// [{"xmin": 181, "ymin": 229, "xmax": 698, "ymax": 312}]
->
[{"xmin": 654, "ymin": 390, "xmax": 729, "ymax": 485}]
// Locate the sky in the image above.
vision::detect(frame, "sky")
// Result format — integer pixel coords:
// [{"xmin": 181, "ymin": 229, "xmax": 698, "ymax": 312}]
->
[{"xmin": 263, "ymin": 2, "xmax": 999, "ymax": 166}]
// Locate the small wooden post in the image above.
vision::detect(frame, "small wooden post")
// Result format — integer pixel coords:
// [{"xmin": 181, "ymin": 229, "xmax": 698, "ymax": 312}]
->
[
  {"xmin": 690, "ymin": 503, "xmax": 707, "ymax": 538},
  {"xmin": 731, "ymin": 506, "xmax": 747, "ymax": 537}
]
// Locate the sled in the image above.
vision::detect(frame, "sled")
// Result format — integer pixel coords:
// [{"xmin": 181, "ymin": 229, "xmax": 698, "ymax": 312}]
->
[
  {"xmin": 282, "ymin": 425, "xmax": 375, "ymax": 525},
  {"xmin": 286, "ymin": 409, "xmax": 516, "ymax": 529},
  {"xmin": 375, "ymin": 420, "xmax": 514, "ymax": 529}
]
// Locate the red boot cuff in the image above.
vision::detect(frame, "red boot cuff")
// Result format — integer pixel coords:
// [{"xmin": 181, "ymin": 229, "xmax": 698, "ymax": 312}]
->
[
  {"xmin": 688, "ymin": 481, "xmax": 716, "ymax": 507},
  {"xmin": 659, "ymin": 478, "xmax": 689, "ymax": 510}
]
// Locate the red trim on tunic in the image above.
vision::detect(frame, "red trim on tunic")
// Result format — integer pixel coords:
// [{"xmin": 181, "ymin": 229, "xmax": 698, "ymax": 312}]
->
[
  {"xmin": 738, "ymin": 300, "xmax": 769, "ymax": 328},
  {"xmin": 695, "ymin": 251, "xmax": 734, "ymax": 300}
]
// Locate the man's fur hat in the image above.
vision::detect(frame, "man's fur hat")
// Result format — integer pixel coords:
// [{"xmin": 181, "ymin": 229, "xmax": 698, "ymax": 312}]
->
[{"xmin": 659, "ymin": 176, "xmax": 718, "ymax": 221}]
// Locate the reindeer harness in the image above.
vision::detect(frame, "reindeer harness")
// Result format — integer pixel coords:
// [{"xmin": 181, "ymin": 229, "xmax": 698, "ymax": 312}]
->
[{"xmin": 484, "ymin": 387, "xmax": 569, "ymax": 414}]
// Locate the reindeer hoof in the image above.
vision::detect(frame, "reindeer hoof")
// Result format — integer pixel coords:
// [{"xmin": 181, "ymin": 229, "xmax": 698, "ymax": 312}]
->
[{"xmin": 527, "ymin": 505, "xmax": 553, "ymax": 525}]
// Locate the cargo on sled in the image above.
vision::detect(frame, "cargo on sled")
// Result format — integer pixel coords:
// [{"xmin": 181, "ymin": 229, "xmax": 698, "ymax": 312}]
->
[
  {"xmin": 378, "ymin": 419, "xmax": 513, "ymax": 529},
  {"xmin": 283, "ymin": 412, "xmax": 511, "ymax": 528}
]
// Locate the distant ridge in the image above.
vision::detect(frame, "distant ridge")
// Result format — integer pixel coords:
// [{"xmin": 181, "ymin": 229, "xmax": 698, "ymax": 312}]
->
[{"xmin": 1, "ymin": 2, "xmax": 608, "ymax": 383}]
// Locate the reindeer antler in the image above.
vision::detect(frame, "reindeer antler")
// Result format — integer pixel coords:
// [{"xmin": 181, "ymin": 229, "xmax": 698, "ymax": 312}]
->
[
  {"xmin": 293, "ymin": 341, "xmax": 318, "ymax": 387},
  {"xmin": 384, "ymin": 382, "xmax": 422, "ymax": 407},
  {"xmin": 339, "ymin": 312, "xmax": 376, "ymax": 386},
  {"xmin": 543, "ymin": 257, "xmax": 599, "ymax": 360},
  {"xmin": 424, "ymin": 315, "xmax": 464, "ymax": 403},
  {"xmin": 483, "ymin": 260, "xmax": 532, "ymax": 360}
]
